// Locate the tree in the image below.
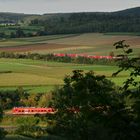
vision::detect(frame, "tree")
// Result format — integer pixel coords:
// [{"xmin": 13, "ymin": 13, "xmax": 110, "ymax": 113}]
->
[
  {"xmin": 0, "ymin": 103, "xmax": 7, "ymax": 139},
  {"xmin": 111, "ymin": 40, "xmax": 140, "ymax": 139},
  {"xmin": 10, "ymin": 32, "xmax": 16, "ymax": 38},
  {"xmin": 16, "ymin": 116, "xmax": 45, "ymax": 138},
  {"xmin": 0, "ymin": 104, "xmax": 3, "ymax": 122},
  {"xmin": 50, "ymin": 70, "xmax": 123, "ymax": 140},
  {"xmin": 49, "ymin": 40, "xmax": 140, "ymax": 140},
  {"xmin": 0, "ymin": 32, "xmax": 6, "ymax": 38},
  {"xmin": 15, "ymin": 28, "xmax": 25, "ymax": 38},
  {"xmin": 109, "ymin": 51, "xmax": 115, "ymax": 57},
  {"xmin": 113, "ymin": 40, "xmax": 140, "ymax": 91},
  {"xmin": 38, "ymin": 93, "xmax": 52, "ymax": 107}
]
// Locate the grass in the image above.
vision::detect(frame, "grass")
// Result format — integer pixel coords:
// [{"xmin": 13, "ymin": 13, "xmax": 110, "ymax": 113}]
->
[
  {"xmin": 0, "ymin": 33, "xmax": 140, "ymax": 93},
  {"xmin": 0, "ymin": 58, "xmax": 132, "ymax": 93},
  {"xmin": 0, "ymin": 33, "xmax": 139, "ymax": 137},
  {"xmin": 0, "ymin": 85, "xmax": 55, "ymax": 93}
]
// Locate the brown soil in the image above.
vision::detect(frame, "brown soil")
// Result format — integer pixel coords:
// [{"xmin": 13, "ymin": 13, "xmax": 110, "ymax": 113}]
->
[{"xmin": 0, "ymin": 43, "xmax": 81, "ymax": 53}]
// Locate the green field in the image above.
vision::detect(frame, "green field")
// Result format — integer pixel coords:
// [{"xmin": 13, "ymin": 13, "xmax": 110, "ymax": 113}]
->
[
  {"xmin": 0, "ymin": 33, "xmax": 140, "ymax": 93},
  {"xmin": 0, "ymin": 33, "xmax": 139, "ymax": 139},
  {"xmin": 0, "ymin": 58, "xmax": 131, "ymax": 93}
]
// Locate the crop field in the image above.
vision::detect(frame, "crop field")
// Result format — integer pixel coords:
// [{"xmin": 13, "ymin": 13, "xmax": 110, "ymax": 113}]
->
[
  {"xmin": 0, "ymin": 33, "xmax": 139, "ymax": 140},
  {"xmin": 0, "ymin": 33, "xmax": 140, "ymax": 93},
  {"xmin": 0, "ymin": 34, "xmax": 78, "ymax": 47},
  {"xmin": 0, "ymin": 58, "xmax": 132, "ymax": 93},
  {"xmin": 0, "ymin": 33, "xmax": 140, "ymax": 57}
]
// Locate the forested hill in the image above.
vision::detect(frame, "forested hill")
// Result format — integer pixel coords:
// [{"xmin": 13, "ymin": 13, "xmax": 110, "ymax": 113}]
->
[
  {"xmin": 0, "ymin": 13, "xmax": 31, "ymax": 23},
  {"xmin": 29, "ymin": 7, "xmax": 140, "ymax": 34},
  {"xmin": 0, "ymin": 7, "xmax": 140, "ymax": 35},
  {"xmin": 113, "ymin": 7, "xmax": 140, "ymax": 16}
]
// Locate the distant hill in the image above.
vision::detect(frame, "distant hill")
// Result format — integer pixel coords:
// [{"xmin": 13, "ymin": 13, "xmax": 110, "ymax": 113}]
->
[
  {"xmin": 0, "ymin": 13, "xmax": 31, "ymax": 23},
  {"xmin": 28, "ymin": 7, "xmax": 140, "ymax": 34},
  {"xmin": 113, "ymin": 7, "xmax": 140, "ymax": 16},
  {"xmin": 36, "ymin": 7, "xmax": 140, "ymax": 21},
  {"xmin": 0, "ymin": 7, "xmax": 140, "ymax": 35},
  {"xmin": 0, "ymin": 13, "xmax": 40, "ymax": 24}
]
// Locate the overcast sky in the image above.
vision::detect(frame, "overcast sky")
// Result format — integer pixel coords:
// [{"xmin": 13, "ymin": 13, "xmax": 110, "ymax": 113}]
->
[{"xmin": 0, "ymin": 0, "xmax": 140, "ymax": 14}]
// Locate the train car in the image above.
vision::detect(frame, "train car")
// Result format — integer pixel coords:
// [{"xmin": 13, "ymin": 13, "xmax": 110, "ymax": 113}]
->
[{"xmin": 12, "ymin": 107, "xmax": 55, "ymax": 115}]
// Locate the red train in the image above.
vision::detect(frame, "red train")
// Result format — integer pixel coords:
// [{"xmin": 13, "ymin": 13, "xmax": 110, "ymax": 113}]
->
[
  {"xmin": 53, "ymin": 53, "xmax": 113, "ymax": 59},
  {"xmin": 12, "ymin": 107, "xmax": 55, "ymax": 115}
]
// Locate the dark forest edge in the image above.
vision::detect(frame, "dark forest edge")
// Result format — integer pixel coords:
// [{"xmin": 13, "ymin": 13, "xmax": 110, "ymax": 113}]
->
[{"xmin": 0, "ymin": 7, "xmax": 140, "ymax": 38}]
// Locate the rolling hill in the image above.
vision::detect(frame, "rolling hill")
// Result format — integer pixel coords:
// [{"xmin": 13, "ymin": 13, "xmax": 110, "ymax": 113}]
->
[
  {"xmin": 27, "ymin": 7, "xmax": 140, "ymax": 34},
  {"xmin": 113, "ymin": 7, "xmax": 140, "ymax": 16},
  {"xmin": 0, "ymin": 7, "xmax": 140, "ymax": 35}
]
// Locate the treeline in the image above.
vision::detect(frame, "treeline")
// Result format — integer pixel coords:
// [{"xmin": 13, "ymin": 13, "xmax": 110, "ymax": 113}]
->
[
  {"xmin": 0, "ymin": 12, "xmax": 31, "ymax": 24},
  {"xmin": 29, "ymin": 8, "xmax": 140, "ymax": 35},
  {"xmin": 0, "ymin": 87, "xmax": 52, "ymax": 110},
  {"xmin": 0, "ymin": 28, "xmax": 38, "ymax": 39},
  {"xmin": 0, "ymin": 88, "xmax": 52, "ymax": 138},
  {"xmin": 0, "ymin": 52, "xmax": 115, "ymax": 65}
]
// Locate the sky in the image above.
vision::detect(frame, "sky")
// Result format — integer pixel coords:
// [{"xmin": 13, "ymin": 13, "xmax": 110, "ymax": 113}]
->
[{"xmin": 0, "ymin": 0, "xmax": 140, "ymax": 14}]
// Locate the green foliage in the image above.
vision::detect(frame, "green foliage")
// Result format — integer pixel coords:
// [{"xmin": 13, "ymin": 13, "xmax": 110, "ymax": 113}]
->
[
  {"xmin": 30, "ymin": 8, "xmax": 140, "ymax": 35},
  {"xmin": 0, "ymin": 103, "xmax": 7, "ymax": 139},
  {"xmin": 113, "ymin": 40, "xmax": 140, "ymax": 90},
  {"xmin": 0, "ymin": 89, "xmax": 28, "ymax": 109},
  {"xmin": 0, "ymin": 88, "xmax": 52, "ymax": 109},
  {"xmin": 16, "ymin": 125, "xmax": 45, "ymax": 139},
  {"xmin": 0, "ymin": 104, "xmax": 3, "ymax": 121},
  {"xmin": 15, "ymin": 117, "xmax": 46, "ymax": 138},
  {"xmin": 1, "ymin": 7, "xmax": 140, "ymax": 38},
  {"xmin": 49, "ymin": 41, "xmax": 140, "ymax": 139},
  {"xmin": 50, "ymin": 70, "xmax": 125, "ymax": 140},
  {"xmin": 16, "ymin": 116, "xmax": 40, "ymax": 126},
  {"xmin": 111, "ymin": 41, "xmax": 140, "ymax": 139},
  {"xmin": 0, "ymin": 52, "xmax": 115, "ymax": 65},
  {"xmin": 16, "ymin": 117, "xmax": 46, "ymax": 138}
]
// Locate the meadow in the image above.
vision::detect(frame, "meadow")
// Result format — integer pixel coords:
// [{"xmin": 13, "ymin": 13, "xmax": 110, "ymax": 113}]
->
[
  {"xmin": 0, "ymin": 33, "xmax": 140, "ymax": 93},
  {"xmin": 0, "ymin": 33, "xmax": 140, "ymax": 140},
  {"xmin": 0, "ymin": 58, "xmax": 130, "ymax": 93}
]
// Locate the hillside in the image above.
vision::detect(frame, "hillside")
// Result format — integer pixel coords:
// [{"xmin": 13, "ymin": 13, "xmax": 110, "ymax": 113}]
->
[
  {"xmin": 28, "ymin": 7, "xmax": 140, "ymax": 34},
  {"xmin": 0, "ymin": 13, "xmax": 32, "ymax": 24},
  {"xmin": 0, "ymin": 7, "xmax": 140, "ymax": 36},
  {"xmin": 113, "ymin": 7, "xmax": 140, "ymax": 16}
]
